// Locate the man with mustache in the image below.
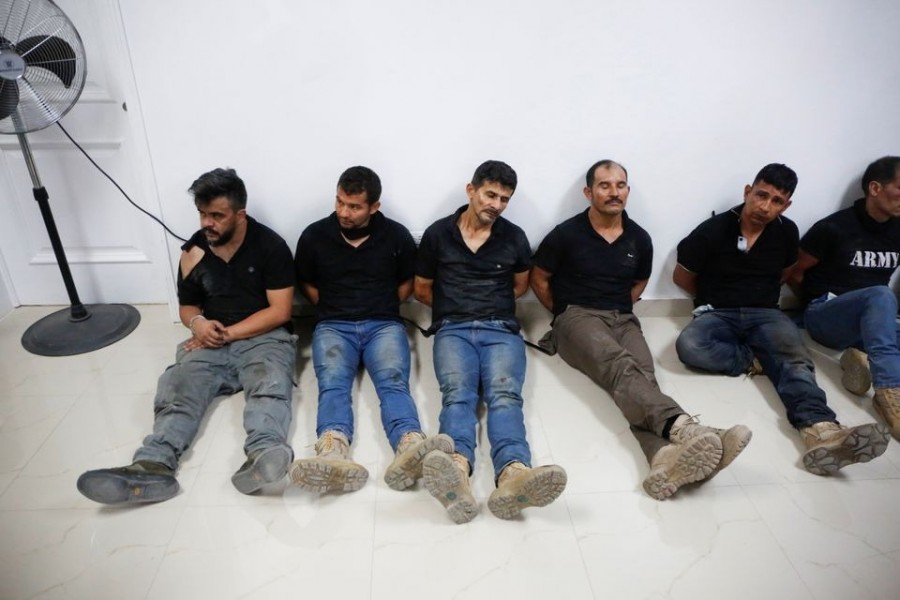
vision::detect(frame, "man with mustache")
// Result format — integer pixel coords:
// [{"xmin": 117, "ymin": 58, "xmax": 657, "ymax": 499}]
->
[
  {"xmin": 77, "ymin": 167, "xmax": 297, "ymax": 504},
  {"xmin": 674, "ymin": 163, "xmax": 889, "ymax": 475},
  {"xmin": 530, "ymin": 160, "xmax": 751, "ymax": 500},
  {"xmin": 414, "ymin": 160, "xmax": 567, "ymax": 523},
  {"xmin": 288, "ymin": 166, "xmax": 452, "ymax": 494}
]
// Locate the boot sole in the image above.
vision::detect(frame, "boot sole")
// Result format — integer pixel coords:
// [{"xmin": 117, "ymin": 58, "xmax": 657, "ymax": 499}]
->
[
  {"xmin": 840, "ymin": 348, "xmax": 871, "ymax": 396},
  {"xmin": 487, "ymin": 465, "xmax": 567, "ymax": 520},
  {"xmin": 288, "ymin": 457, "xmax": 369, "ymax": 494},
  {"xmin": 803, "ymin": 423, "xmax": 890, "ymax": 475},
  {"xmin": 422, "ymin": 451, "xmax": 478, "ymax": 524},
  {"xmin": 873, "ymin": 397, "xmax": 900, "ymax": 441},
  {"xmin": 231, "ymin": 445, "xmax": 292, "ymax": 494},
  {"xmin": 384, "ymin": 434, "xmax": 454, "ymax": 491},
  {"xmin": 77, "ymin": 469, "xmax": 179, "ymax": 505},
  {"xmin": 642, "ymin": 433, "xmax": 722, "ymax": 500}
]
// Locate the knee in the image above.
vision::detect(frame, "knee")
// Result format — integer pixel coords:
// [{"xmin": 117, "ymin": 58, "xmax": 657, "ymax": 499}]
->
[
  {"xmin": 866, "ymin": 286, "xmax": 898, "ymax": 312},
  {"xmin": 675, "ymin": 330, "xmax": 702, "ymax": 364}
]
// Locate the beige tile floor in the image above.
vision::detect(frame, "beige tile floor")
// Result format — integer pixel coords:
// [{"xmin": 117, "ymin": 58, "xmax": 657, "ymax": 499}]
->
[{"xmin": 0, "ymin": 303, "xmax": 898, "ymax": 600}]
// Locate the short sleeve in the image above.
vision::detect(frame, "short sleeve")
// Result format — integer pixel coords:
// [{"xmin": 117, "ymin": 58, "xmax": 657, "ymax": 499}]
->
[
  {"xmin": 635, "ymin": 232, "xmax": 653, "ymax": 280},
  {"xmin": 415, "ymin": 225, "xmax": 438, "ymax": 280},
  {"xmin": 294, "ymin": 227, "xmax": 317, "ymax": 284},
  {"xmin": 263, "ymin": 234, "xmax": 295, "ymax": 290},
  {"xmin": 395, "ymin": 225, "xmax": 417, "ymax": 282},
  {"xmin": 676, "ymin": 225, "xmax": 709, "ymax": 274},
  {"xmin": 532, "ymin": 226, "xmax": 563, "ymax": 274},
  {"xmin": 798, "ymin": 219, "xmax": 835, "ymax": 262}
]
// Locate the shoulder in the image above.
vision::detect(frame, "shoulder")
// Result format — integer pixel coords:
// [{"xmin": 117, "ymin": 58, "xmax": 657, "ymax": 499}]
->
[
  {"xmin": 248, "ymin": 217, "xmax": 289, "ymax": 246},
  {"xmin": 774, "ymin": 214, "xmax": 799, "ymax": 237},
  {"xmin": 179, "ymin": 246, "xmax": 205, "ymax": 278},
  {"xmin": 623, "ymin": 213, "xmax": 651, "ymax": 241}
]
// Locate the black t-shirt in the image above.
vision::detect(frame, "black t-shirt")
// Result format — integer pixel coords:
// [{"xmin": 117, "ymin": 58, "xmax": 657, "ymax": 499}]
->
[
  {"xmin": 294, "ymin": 211, "xmax": 417, "ymax": 322},
  {"xmin": 533, "ymin": 209, "xmax": 653, "ymax": 315},
  {"xmin": 676, "ymin": 205, "xmax": 798, "ymax": 309},
  {"xmin": 800, "ymin": 198, "xmax": 900, "ymax": 299},
  {"xmin": 178, "ymin": 216, "xmax": 295, "ymax": 326},
  {"xmin": 416, "ymin": 205, "xmax": 531, "ymax": 330}
]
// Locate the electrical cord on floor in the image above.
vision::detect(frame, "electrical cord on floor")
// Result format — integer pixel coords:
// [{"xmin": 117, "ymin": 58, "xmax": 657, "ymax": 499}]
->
[{"xmin": 56, "ymin": 121, "xmax": 188, "ymax": 243}]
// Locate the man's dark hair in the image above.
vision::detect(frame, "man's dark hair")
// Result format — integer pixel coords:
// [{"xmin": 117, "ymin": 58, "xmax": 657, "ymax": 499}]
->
[
  {"xmin": 471, "ymin": 160, "xmax": 517, "ymax": 191},
  {"xmin": 752, "ymin": 163, "xmax": 798, "ymax": 196},
  {"xmin": 189, "ymin": 168, "xmax": 247, "ymax": 210},
  {"xmin": 338, "ymin": 166, "xmax": 382, "ymax": 205},
  {"xmin": 861, "ymin": 156, "xmax": 900, "ymax": 195},
  {"xmin": 586, "ymin": 160, "xmax": 628, "ymax": 187}
]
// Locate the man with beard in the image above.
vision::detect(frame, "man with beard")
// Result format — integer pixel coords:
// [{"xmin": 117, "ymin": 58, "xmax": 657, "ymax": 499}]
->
[
  {"xmin": 788, "ymin": 156, "xmax": 900, "ymax": 440},
  {"xmin": 289, "ymin": 166, "xmax": 453, "ymax": 494},
  {"xmin": 77, "ymin": 167, "xmax": 297, "ymax": 504},
  {"xmin": 674, "ymin": 163, "xmax": 890, "ymax": 476},
  {"xmin": 530, "ymin": 159, "xmax": 751, "ymax": 500},
  {"xmin": 414, "ymin": 160, "xmax": 567, "ymax": 524}
]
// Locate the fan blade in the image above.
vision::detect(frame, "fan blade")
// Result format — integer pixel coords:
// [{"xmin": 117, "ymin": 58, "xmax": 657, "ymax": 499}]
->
[
  {"xmin": 0, "ymin": 80, "xmax": 19, "ymax": 120},
  {"xmin": 15, "ymin": 35, "xmax": 76, "ymax": 87}
]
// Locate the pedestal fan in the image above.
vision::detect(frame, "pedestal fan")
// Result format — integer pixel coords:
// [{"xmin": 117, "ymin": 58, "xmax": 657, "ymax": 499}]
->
[{"xmin": 1, "ymin": 0, "xmax": 140, "ymax": 356}]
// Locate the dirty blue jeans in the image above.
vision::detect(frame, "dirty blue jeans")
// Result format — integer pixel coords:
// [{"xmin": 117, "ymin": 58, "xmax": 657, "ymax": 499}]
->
[
  {"xmin": 312, "ymin": 319, "xmax": 421, "ymax": 449},
  {"xmin": 433, "ymin": 319, "xmax": 531, "ymax": 478},
  {"xmin": 134, "ymin": 327, "xmax": 297, "ymax": 470},
  {"xmin": 676, "ymin": 308, "xmax": 836, "ymax": 428},
  {"xmin": 804, "ymin": 286, "xmax": 900, "ymax": 389}
]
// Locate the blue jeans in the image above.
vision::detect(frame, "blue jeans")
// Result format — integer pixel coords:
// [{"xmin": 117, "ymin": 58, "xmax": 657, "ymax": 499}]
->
[
  {"xmin": 433, "ymin": 320, "xmax": 531, "ymax": 478},
  {"xmin": 676, "ymin": 308, "xmax": 836, "ymax": 428},
  {"xmin": 312, "ymin": 319, "xmax": 421, "ymax": 449},
  {"xmin": 134, "ymin": 327, "xmax": 297, "ymax": 470},
  {"xmin": 804, "ymin": 286, "xmax": 900, "ymax": 389}
]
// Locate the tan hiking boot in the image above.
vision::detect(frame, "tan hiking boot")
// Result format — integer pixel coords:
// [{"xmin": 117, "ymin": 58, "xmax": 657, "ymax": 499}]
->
[
  {"xmin": 642, "ymin": 432, "xmax": 722, "ymax": 500},
  {"xmin": 669, "ymin": 414, "xmax": 752, "ymax": 477},
  {"xmin": 384, "ymin": 432, "xmax": 454, "ymax": 491},
  {"xmin": 422, "ymin": 451, "xmax": 478, "ymax": 524},
  {"xmin": 487, "ymin": 461, "xmax": 567, "ymax": 520},
  {"xmin": 288, "ymin": 430, "xmax": 369, "ymax": 493},
  {"xmin": 839, "ymin": 348, "xmax": 871, "ymax": 396},
  {"xmin": 799, "ymin": 421, "xmax": 890, "ymax": 475},
  {"xmin": 873, "ymin": 387, "xmax": 900, "ymax": 440}
]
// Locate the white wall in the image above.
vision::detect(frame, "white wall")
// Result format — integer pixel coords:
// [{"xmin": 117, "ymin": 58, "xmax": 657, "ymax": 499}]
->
[
  {"xmin": 0, "ymin": 263, "xmax": 12, "ymax": 318},
  {"xmin": 113, "ymin": 0, "xmax": 900, "ymax": 300}
]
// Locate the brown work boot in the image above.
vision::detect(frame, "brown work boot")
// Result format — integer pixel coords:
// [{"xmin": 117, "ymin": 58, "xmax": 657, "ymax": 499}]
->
[
  {"xmin": 642, "ymin": 432, "xmax": 722, "ymax": 500},
  {"xmin": 799, "ymin": 421, "xmax": 889, "ymax": 475},
  {"xmin": 384, "ymin": 432, "xmax": 454, "ymax": 491},
  {"xmin": 288, "ymin": 430, "xmax": 369, "ymax": 493},
  {"xmin": 873, "ymin": 387, "xmax": 900, "ymax": 440},
  {"xmin": 487, "ymin": 461, "xmax": 567, "ymax": 519},
  {"xmin": 669, "ymin": 414, "xmax": 752, "ymax": 478},
  {"xmin": 422, "ymin": 451, "xmax": 478, "ymax": 524},
  {"xmin": 839, "ymin": 348, "xmax": 871, "ymax": 396}
]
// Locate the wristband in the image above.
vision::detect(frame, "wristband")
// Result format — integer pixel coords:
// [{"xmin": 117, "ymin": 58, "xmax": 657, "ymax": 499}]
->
[{"xmin": 188, "ymin": 314, "xmax": 207, "ymax": 333}]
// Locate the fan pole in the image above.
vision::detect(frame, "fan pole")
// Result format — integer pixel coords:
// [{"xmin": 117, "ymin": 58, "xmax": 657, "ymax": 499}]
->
[
  {"xmin": 18, "ymin": 132, "xmax": 88, "ymax": 320},
  {"xmin": 17, "ymin": 131, "xmax": 141, "ymax": 356}
]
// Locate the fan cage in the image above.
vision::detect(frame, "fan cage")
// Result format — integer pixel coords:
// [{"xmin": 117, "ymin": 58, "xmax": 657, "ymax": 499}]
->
[{"xmin": 0, "ymin": 0, "xmax": 86, "ymax": 134}]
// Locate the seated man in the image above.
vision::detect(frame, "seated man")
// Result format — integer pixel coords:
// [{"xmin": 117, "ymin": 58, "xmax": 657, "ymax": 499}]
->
[
  {"xmin": 531, "ymin": 160, "xmax": 751, "ymax": 500},
  {"xmin": 674, "ymin": 163, "xmax": 889, "ymax": 476},
  {"xmin": 78, "ymin": 168, "xmax": 297, "ymax": 504},
  {"xmin": 289, "ymin": 166, "xmax": 452, "ymax": 494},
  {"xmin": 788, "ymin": 156, "xmax": 900, "ymax": 439},
  {"xmin": 414, "ymin": 160, "xmax": 567, "ymax": 523}
]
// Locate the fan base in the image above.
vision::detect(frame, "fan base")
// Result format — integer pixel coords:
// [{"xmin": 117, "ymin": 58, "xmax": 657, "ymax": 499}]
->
[{"xmin": 21, "ymin": 304, "xmax": 141, "ymax": 356}]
